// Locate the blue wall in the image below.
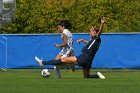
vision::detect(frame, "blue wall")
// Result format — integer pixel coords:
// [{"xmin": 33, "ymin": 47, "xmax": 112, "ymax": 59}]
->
[{"xmin": 0, "ymin": 33, "xmax": 140, "ymax": 68}]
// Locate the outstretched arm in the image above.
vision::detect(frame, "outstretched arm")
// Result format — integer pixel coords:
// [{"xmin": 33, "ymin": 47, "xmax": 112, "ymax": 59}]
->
[
  {"xmin": 77, "ymin": 39, "xmax": 88, "ymax": 44},
  {"xmin": 96, "ymin": 17, "xmax": 106, "ymax": 37}
]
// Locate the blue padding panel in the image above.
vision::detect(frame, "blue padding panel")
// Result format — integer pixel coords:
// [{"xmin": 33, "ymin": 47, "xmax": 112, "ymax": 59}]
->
[{"xmin": 0, "ymin": 33, "xmax": 140, "ymax": 68}]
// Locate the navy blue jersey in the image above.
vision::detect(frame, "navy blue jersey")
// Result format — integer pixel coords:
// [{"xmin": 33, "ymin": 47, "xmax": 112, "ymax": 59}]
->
[
  {"xmin": 76, "ymin": 36, "xmax": 101, "ymax": 68},
  {"xmin": 82, "ymin": 36, "xmax": 101, "ymax": 57}
]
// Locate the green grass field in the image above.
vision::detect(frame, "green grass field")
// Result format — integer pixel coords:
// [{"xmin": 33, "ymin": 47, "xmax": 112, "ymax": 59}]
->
[{"xmin": 0, "ymin": 69, "xmax": 140, "ymax": 93}]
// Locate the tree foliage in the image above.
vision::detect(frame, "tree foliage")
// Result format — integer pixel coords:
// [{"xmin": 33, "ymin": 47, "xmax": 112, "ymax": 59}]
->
[{"xmin": 0, "ymin": 0, "xmax": 140, "ymax": 33}]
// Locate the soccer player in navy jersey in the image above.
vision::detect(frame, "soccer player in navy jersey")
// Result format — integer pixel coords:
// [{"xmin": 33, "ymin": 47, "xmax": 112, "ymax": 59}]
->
[{"xmin": 35, "ymin": 17, "xmax": 106, "ymax": 79}]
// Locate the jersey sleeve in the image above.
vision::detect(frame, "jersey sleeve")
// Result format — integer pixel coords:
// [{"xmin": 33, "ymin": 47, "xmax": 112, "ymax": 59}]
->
[{"xmin": 63, "ymin": 29, "xmax": 68, "ymax": 35}]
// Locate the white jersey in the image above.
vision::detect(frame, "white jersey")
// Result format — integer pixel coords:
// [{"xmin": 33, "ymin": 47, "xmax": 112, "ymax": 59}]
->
[
  {"xmin": 61, "ymin": 29, "xmax": 73, "ymax": 50},
  {"xmin": 59, "ymin": 29, "xmax": 74, "ymax": 57}
]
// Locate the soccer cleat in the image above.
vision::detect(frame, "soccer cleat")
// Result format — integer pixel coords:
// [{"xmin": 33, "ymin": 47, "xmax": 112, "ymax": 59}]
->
[
  {"xmin": 1, "ymin": 68, "xmax": 6, "ymax": 71},
  {"xmin": 35, "ymin": 56, "xmax": 44, "ymax": 66},
  {"xmin": 97, "ymin": 72, "xmax": 105, "ymax": 79}
]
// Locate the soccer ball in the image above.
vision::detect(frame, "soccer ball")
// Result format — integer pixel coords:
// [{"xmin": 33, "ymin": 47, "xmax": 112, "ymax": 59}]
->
[{"xmin": 41, "ymin": 69, "xmax": 51, "ymax": 78}]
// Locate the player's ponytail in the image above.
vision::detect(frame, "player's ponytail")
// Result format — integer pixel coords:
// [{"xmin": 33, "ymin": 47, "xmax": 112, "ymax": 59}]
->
[
  {"xmin": 58, "ymin": 20, "xmax": 72, "ymax": 29},
  {"xmin": 92, "ymin": 25, "xmax": 99, "ymax": 33}
]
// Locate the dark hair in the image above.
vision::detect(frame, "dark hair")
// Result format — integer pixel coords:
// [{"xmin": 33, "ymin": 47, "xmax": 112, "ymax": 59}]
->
[
  {"xmin": 58, "ymin": 20, "xmax": 72, "ymax": 29},
  {"xmin": 92, "ymin": 26, "xmax": 99, "ymax": 33},
  {"xmin": 95, "ymin": 28, "xmax": 99, "ymax": 33}
]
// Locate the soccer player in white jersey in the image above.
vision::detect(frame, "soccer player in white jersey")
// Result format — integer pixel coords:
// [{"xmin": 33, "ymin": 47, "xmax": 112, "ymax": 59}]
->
[
  {"xmin": 55, "ymin": 20, "xmax": 74, "ymax": 59},
  {"xmin": 54, "ymin": 20, "xmax": 74, "ymax": 78}
]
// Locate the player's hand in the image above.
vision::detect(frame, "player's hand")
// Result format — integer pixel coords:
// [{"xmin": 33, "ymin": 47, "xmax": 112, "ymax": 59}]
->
[
  {"xmin": 54, "ymin": 43, "xmax": 60, "ymax": 48},
  {"xmin": 77, "ymin": 39, "xmax": 83, "ymax": 44},
  {"xmin": 101, "ymin": 17, "xmax": 106, "ymax": 24}
]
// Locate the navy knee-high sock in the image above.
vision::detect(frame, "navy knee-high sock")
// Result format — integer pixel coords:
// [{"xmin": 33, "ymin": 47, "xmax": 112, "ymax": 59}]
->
[
  {"xmin": 42, "ymin": 59, "xmax": 63, "ymax": 65},
  {"xmin": 87, "ymin": 74, "xmax": 99, "ymax": 78}
]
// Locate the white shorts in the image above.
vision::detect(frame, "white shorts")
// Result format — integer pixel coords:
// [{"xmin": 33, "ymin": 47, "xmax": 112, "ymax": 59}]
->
[{"xmin": 59, "ymin": 48, "xmax": 74, "ymax": 58}]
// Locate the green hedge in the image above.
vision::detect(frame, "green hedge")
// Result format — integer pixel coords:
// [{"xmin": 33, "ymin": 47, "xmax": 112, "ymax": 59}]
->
[{"xmin": 0, "ymin": 0, "xmax": 140, "ymax": 33}]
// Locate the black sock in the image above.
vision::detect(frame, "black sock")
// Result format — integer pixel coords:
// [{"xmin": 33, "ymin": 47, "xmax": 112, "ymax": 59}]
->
[
  {"xmin": 87, "ymin": 74, "xmax": 99, "ymax": 78},
  {"xmin": 42, "ymin": 59, "xmax": 63, "ymax": 65}
]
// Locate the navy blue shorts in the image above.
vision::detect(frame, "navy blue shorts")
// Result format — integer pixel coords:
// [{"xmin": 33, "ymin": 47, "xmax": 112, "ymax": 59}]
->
[{"xmin": 76, "ymin": 53, "xmax": 94, "ymax": 69}]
